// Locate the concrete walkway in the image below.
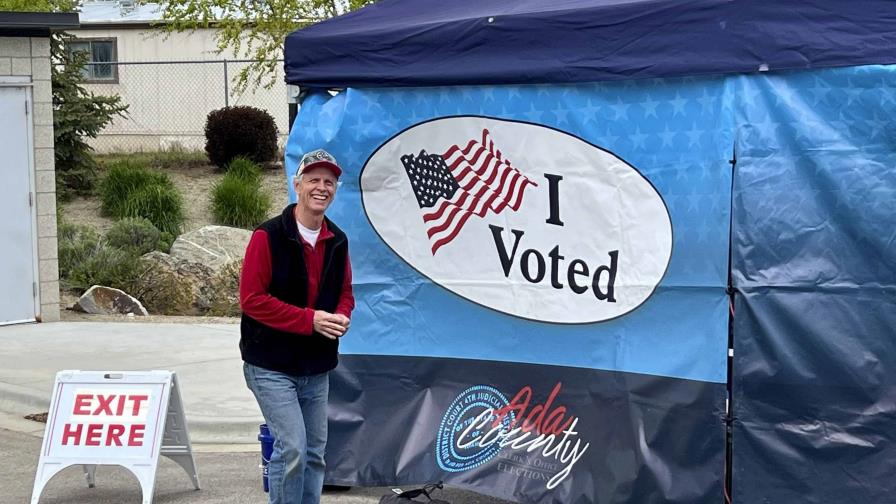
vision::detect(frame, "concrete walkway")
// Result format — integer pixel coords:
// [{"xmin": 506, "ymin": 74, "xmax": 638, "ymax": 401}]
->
[{"xmin": 0, "ymin": 321, "xmax": 262, "ymax": 444}]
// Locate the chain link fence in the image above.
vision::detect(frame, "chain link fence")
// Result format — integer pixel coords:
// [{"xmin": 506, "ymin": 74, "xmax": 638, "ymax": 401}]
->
[{"xmin": 81, "ymin": 60, "xmax": 289, "ymax": 153}]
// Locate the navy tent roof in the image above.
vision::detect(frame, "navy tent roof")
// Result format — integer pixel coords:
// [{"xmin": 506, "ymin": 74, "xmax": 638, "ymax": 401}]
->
[{"xmin": 284, "ymin": 0, "xmax": 896, "ymax": 88}]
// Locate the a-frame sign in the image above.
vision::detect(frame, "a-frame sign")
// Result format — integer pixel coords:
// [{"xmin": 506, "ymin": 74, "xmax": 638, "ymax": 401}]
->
[{"xmin": 31, "ymin": 370, "xmax": 200, "ymax": 503}]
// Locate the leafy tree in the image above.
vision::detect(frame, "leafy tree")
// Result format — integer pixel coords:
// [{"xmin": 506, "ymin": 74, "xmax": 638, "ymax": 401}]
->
[
  {"xmin": 154, "ymin": 0, "xmax": 375, "ymax": 91},
  {"xmin": 0, "ymin": 0, "xmax": 128, "ymax": 199},
  {"xmin": 52, "ymin": 38, "xmax": 128, "ymax": 199},
  {"xmin": 0, "ymin": 0, "xmax": 64, "ymax": 10}
]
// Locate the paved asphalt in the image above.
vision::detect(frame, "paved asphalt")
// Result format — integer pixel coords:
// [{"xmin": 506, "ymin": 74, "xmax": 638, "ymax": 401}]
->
[
  {"xmin": 0, "ymin": 322, "xmax": 516, "ymax": 503},
  {"xmin": 3, "ymin": 428, "xmax": 512, "ymax": 504}
]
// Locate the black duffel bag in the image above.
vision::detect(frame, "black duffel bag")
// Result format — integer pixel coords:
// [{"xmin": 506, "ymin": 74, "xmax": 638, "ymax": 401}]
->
[{"xmin": 379, "ymin": 482, "xmax": 450, "ymax": 504}]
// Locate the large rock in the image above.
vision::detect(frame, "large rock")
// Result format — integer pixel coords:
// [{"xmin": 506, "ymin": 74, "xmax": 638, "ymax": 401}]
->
[
  {"xmin": 170, "ymin": 226, "xmax": 252, "ymax": 273},
  {"xmin": 74, "ymin": 286, "xmax": 148, "ymax": 316},
  {"xmin": 132, "ymin": 251, "xmax": 215, "ymax": 315}
]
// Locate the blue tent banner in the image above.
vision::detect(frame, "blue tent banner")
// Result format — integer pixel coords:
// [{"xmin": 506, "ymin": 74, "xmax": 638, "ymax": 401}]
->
[
  {"xmin": 282, "ymin": 1, "xmax": 896, "ymax": 502},
  {"xmin": 286, "ymin": 79, "xmax": 732, "ymax": 503}
]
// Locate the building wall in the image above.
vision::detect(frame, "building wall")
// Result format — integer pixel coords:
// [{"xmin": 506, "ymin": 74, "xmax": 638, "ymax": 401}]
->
[
  {"xmin": 69, "ymin": 27, "xmax": 288, "ymax": 153},
  {"xmin": 0, "ymin": 36, "xmax": 60, "ymax": 322}
]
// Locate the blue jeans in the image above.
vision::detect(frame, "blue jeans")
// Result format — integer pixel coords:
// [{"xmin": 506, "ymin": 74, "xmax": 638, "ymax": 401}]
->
[{"xmin": 244, "ymin": 363, "xmax": 329, "ymax": 504}]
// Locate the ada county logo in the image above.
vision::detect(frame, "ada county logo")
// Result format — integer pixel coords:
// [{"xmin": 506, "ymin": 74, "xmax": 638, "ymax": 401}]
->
[
  {"xmin": 436, "ymin": 383, "xmax": 589, "ymax": 490},
  {"xmin": 361, "ymin": 116, "xmax": 672, "ymax": 324},
  {"xmin": 436, "ymin": 385, "xmax": 514, "ymax": 473}
]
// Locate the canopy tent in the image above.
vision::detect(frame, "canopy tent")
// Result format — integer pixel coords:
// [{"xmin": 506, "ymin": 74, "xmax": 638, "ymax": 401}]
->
[
  {"xmin": 285, "ymin": 0, "xmax": 896, "ymax": 88},
  {"xmin": 282, "ymin": 2, "xmax": 896, "ymax": 503}
]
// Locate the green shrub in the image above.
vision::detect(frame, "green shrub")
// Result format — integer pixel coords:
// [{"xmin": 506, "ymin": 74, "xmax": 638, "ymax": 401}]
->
[
  {"xmin": 66, "ymin": 245, "xmax": 141, "ymax": 293},
  {"xmin": 58, "ymin": 223, "xmax": 101, "ymax": 283},
  {"xmin": 204, "ymin": 106, "xmax": 278, "ymax": 168},
  {"xmin": 211, "ymin": 174, "xmax": 271, "ymax": 229},
  {"xmin": 159, "ymin": 231, "xmax": 176, "ymax": 254},
  {"xmin": 58, "ymin": 224, "xmax": 141, "ymax": 293},
  {"xmin": 99, "ymin": 161, "xmax": 172, "ymax": 217},
  {"xmin": 105, "ymin": 217, "xmax": 163, "ymax": 255},
  {"xmin": 226, "ymin": 157, "xmax": 262, "ymax": 184},
  {"xmin": 53, "ymin": 36, "xmax": 128, "ymax": 201},
  {"xmin": 122, "ymin": 183, "xmax": 185, "ymax": 235},
  {"xmin": 98, "ymin": 161, "xmax": 185, "ymax": 235}
]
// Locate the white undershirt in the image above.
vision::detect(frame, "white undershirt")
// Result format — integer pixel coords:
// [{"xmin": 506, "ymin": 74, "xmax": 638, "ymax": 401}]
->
[{"xmin": 297, "ymin": 221, "xmax": 321, "ymax": 248}]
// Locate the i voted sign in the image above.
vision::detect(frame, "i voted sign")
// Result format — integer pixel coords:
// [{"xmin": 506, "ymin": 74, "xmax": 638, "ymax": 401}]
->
[{"xmin": 361, "ymin": 116, "xmax": 672, "ymax": 324}]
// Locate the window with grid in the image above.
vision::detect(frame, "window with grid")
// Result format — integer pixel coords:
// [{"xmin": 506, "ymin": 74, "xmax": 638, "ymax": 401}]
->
[{"xmin": 68, "ymin": 38, "xmax": 117, "ymax": 82}]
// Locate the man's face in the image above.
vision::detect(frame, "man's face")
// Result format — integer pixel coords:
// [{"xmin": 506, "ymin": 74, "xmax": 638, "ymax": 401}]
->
[{"xmin": 295, "ymin": 167, "xmax": 338, "ymax": 214}]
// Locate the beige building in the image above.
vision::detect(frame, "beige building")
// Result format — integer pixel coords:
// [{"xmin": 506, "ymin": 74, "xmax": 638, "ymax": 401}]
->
[
  {"xmin": 0, "ymin": 11, "xmax": 79, "ymax": 324},
  {"xmin": 72, "ymin": 1, "xmax": 288, "ymax": 152}
]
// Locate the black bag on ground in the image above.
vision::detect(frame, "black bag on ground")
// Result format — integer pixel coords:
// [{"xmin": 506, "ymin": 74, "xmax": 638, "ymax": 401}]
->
[{"xmin": 379, "ymin": 482, "xmax": 450, "ymax": 503}]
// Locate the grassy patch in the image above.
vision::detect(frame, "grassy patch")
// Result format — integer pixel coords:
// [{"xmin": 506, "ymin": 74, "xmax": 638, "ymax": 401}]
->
[
  {"xmin": 212, "ymin": 175, "xmax": 271, "ymax": 229},
  {"xmin": 211, "ymin": 158, "xmax": 271, "ymax": 229},
  {"xmin": 99, "ymin": 161, "xmax": 185, "ymax": 235},
  {"xmin": 95, "ymin": 147, "xmax": 208, "ymax": 171},
  {"xmin": 122, "ymin": 184, "xmax": 185, "ymax": 235},
  {"xmin": 225, "ymin": 156, "xmax": 263, "ymax": 185}
]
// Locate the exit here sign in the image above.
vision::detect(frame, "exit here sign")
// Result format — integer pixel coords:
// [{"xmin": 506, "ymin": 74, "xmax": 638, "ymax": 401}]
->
[{"xmin": 45, "ymin": 382, "xmax": 166, "ymax": 459}]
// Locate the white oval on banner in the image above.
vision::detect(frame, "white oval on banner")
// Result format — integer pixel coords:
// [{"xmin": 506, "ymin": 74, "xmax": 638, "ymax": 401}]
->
[{"xmin": 361, "ymin": 116, "xmax": 672, "ymax": 324}]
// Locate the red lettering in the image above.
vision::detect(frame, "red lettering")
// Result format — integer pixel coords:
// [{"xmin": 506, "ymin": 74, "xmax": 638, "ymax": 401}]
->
[
  {"xmin": 128, "ymin": 424, "xmax": 145, "ymax": 446},
  {"xmin": 542, "ymin": 406, "xmax": 574, "ymax": 434},
  {"xmin": 85, "ymin": 424, "xmax": 103, "ymax": 446},
  {"xmin": 106, "ymin": 424, "xmax": 125, "ymax": 446},
  {"xmin": 493, "ymin": 382, "xmax": 573, "ymax": 435},
  {"xmin": 73, "ymin": 395, "xmax": 92, "ymax": 415},
  {"xmin": 115, "ymin": 395, "xmax": 125, "ymax": 416},
  {"xmin": 531, "ymin": 382, "xmax": 564, "ymax": 434},
  {"xmin": 61, "ymin": 423, "xmax": 82, "ymax": 445},
  {"xmin": 492, "ymin": 386, "xmax": 532, "ymax": 430},
  {"xmin": 94, "ymin": 394, "xmax": 114, "ymax": 415},
  {"xmin": 522, "ymin": 405, "xmax": 545, "ymax": 433},
  {"xmin": 130, "ymin": 395, "xmax": 149, "ymax": 416}
]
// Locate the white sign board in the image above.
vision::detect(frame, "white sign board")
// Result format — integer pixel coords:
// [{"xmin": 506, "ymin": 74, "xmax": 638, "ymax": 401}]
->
[{"xmin": 31, "ymin": 370, "xmax": 200, "ymax": 503}]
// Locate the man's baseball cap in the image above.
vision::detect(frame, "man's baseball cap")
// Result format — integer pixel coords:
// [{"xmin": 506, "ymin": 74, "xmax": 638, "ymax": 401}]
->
[{"xmin": 297, "ymin": 149, "xmax": 342, "ymax": 179}]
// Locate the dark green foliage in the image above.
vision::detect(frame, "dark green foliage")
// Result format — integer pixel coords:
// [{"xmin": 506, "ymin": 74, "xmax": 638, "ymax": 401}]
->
[
  {"xmin": 122, "ymin": 184, "xmax": 185, "ymax": 235},
  {"xmin": 204, "ymin": 106, "xmax": 278, "ymax": 168},
  {"xmin": 99, "ymin": 162, "xmax": 185, "ymax": 235},
  {"xmin": 105, "ymin": 217, "xmax": 163, "ymax": 255},
  {"xmin": 53, "ymin": 36, "xmax": 128, "ymax": 200},
  {"xmin": 99, "ymin": 161, "xmax": 170, "ymax": 216},
  {"xmin": 225, "ymin": 156, "xmax": 263, "ymax": 184},
  {"xmin": 212, "ymin": 172, "xmax": 271, "ymax": 229},
  {"xmin": 159, "ymin": 232, "xmax": 176, "ymax": 254}
]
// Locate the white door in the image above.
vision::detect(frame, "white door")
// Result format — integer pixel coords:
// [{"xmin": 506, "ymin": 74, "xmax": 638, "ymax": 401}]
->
[{"xmin": 0, "ymin": 84, "xmax": 38, "ymax": 324}]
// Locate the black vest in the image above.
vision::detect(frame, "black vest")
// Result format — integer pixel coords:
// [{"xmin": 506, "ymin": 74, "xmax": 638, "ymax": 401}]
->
[{"xmin": 240, "ymin": 204, "xmax": 348, "ymax": 376}]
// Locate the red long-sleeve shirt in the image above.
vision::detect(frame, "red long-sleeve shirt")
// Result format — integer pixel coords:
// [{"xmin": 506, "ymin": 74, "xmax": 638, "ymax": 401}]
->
[{"xmin": 239, "ymin": 220, "xmax": 354, "ymax": 335}]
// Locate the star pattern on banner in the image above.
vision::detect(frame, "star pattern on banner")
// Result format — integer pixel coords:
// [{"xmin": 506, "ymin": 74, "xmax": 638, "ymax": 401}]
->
[{"xmin": 293, "ymin": 64, "xmax": 895, "ymax": 285}]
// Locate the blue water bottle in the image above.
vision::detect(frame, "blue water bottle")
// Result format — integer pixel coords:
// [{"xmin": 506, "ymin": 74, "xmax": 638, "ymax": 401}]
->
[{"xmin": 258, "ymin": 424, "xmax": 275, "ymax": 492}]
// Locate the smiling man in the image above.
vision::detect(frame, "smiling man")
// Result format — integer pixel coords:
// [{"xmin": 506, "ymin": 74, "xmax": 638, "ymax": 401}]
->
[{"xmin": 239, "ymin": 149, "xmax": 354, "ymax": 504}]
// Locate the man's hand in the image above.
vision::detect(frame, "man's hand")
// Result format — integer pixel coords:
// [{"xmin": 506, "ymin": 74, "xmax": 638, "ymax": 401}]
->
[
  {"xmin": 332, "ymin": 313, "xmax": 350, "ymax": 331},
  {"xmin": 313, "ymin": 311, "xmax": 349, "ymax": 339}
]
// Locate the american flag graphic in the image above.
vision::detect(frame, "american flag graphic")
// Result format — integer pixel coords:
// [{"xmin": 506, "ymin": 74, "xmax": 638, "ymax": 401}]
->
[{"xmin": 401, "ymin": 129, "xmax": 537, "ymax": 255}]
